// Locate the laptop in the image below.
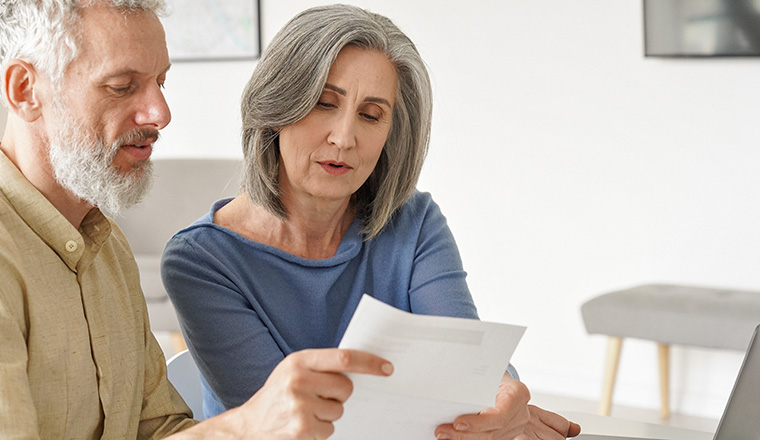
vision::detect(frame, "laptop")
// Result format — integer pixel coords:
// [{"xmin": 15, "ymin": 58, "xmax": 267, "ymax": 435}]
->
[{"xmin": 575, "ymin": 324, "xmax": 760, "ymax": 440}]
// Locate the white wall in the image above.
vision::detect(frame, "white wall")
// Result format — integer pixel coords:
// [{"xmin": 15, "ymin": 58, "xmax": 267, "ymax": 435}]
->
[{"xmin": 157, "ymin": 0, "xmax": 760, "ymax": 419}]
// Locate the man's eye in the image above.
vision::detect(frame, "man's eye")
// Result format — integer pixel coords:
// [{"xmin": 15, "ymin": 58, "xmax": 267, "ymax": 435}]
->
[{"xmin": 110, "ymin": 85, "xmax": 133, "ymax": 94}]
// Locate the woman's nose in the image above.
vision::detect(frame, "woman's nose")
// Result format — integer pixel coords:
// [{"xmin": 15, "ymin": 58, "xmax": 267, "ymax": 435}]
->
[{"xmin": 327, "ymin": 111, "xmax": 356, "ymax": 150}]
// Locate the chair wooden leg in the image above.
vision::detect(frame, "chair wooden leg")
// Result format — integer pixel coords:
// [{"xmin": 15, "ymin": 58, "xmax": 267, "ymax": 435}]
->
[
  {"xmin": 599, "ymin": 336, "xmax": 623, "ymax": 416},
  {"xmin": 657, "ymin": 343, "xmax": 670, "ymax": 419},
  {"xmin": 170, "ymin": 332, "xmax": 188, "ymax": 354}
]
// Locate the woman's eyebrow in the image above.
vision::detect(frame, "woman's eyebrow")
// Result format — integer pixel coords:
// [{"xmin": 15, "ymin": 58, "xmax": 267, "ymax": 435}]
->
[
  {"xmin": 324, "ymin": 83, "xmax": 392, "ymax": 108},
  {"xmin": 324, "ymin": 83, "xmax": 347, "ymax": 95}
]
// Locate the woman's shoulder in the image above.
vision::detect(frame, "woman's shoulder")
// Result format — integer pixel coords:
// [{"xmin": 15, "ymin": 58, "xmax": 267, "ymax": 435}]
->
[
  {"xmin": 407, "ymin": 189, "xmax": 434, "ymax": 206},
  {"xmin": 165, "ymin": 196, "xmax": 303, "ymax": 264},
  {"xmin": 393, "ymin": 190, "xmax": 442, "ymax": 225},
  {"xmin": 166, "ymin": 198, "xmax": 235, "ymax": 246},
  {"xmin": 371, "ymin": 190, "xmax": 445, "ymax": 241}
]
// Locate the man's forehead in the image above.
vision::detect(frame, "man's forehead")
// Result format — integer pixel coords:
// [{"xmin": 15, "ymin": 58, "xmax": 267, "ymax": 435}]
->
[
  {"xmin": 72, "ymin": 4, "xmax": 169, "ymax": 79},
  {"xmin": 78, "ymin": 4, "xmax": 165, "ymax": 43}
]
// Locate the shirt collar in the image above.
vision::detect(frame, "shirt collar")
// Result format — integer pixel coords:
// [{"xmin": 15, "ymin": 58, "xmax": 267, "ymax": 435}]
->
[{"xmin": 0, "ymin": 149, "xmax": 112, "ymax": 272}]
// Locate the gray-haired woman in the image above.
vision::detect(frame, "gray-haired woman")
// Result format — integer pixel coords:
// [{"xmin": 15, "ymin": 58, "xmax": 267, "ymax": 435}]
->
[{"xmin": 162, "ymin": 4, "xmax": 580, "ymax": 439}]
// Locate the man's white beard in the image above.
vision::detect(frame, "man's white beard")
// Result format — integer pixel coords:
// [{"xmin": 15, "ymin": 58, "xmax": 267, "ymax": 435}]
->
[{"xmin": 47, "ymin": 105, "xmax": 155, "ymax": 217}]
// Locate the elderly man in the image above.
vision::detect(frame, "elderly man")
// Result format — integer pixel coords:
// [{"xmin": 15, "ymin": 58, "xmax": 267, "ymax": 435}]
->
[{"xmin": 0, "ymin": 1, "xmax": 391, "ymax": 439}]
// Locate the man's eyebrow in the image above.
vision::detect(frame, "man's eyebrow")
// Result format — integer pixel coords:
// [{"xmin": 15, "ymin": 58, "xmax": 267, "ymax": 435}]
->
[
  {"xmin": 324, "ymin": 83, "xmax": 392, "ymax": 108},
  {"xmin": 98, "ymin": 63, "xmax": 172, "ymax": 81}
]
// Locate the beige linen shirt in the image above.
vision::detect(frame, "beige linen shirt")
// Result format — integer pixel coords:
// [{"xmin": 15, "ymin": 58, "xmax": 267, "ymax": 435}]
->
[{"xmin": 0, "ymin": 150, "xmax": 198, "ymax": 439}]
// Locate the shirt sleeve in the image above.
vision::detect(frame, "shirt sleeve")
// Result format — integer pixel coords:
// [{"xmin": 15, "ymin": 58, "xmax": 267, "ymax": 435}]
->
[
  {"xmin": 135, "ymin": 312, "xmax": 198, "ymax": 438},
  {"xmin": 406, "ymin": 193, "xmax": 479, "ymax": 319},
  {"xmin": 0, "ymin": 266, "xmax": 42, "ymax": 439},
  {"xmin": 161, "ymin": 233, "xmax": 285, "ymax": 413},
  {"xmin": 108, "ymin": 224, "xmax": 199, "ymax": 439}
]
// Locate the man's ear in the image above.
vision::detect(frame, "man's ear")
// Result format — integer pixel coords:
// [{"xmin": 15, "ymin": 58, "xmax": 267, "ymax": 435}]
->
[{"xmin": 3, "ymin": 60, "xmax": 44, "ymax": 122}]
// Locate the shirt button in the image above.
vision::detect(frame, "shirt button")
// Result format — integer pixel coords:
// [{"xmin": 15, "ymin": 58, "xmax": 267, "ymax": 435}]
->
[{"xmin": 65, "ymin": 240, "xmax": 78, "ymax": 253}]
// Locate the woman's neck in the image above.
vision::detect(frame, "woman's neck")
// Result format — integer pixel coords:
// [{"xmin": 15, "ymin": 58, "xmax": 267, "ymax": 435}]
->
[{"xmin": 214, "ymin": 193, "xmax": 355, "ymax": 259}]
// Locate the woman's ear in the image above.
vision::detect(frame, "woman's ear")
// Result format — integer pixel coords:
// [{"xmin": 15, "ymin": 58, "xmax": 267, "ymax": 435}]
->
[{"xmin": 3, "ymin": 60, "xmax": 44, "ymax": 122}]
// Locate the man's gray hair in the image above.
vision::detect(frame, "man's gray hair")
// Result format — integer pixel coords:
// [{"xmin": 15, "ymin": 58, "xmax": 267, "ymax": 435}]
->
[
  {"xmin": 241, "ymin": 4, "xmax": 433, "ymax": 240},
  {"xmin": 0, "ymin": 0, "xmax": 167, "ymax": 105}
]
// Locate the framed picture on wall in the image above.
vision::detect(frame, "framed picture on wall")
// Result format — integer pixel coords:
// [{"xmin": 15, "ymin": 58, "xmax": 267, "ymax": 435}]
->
[
  {"xmin": 160, "ymin": 0, "xmax": 261, "ymax": 61},
  {"xmin": 644, "ymin": 0, "xmax": 760, "ymax": 57}
]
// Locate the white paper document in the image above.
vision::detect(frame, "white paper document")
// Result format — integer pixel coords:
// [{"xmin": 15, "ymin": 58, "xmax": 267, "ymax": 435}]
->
[{"xmin": 332, "ymin": 295, "xmax": 526, "ymax": 439}]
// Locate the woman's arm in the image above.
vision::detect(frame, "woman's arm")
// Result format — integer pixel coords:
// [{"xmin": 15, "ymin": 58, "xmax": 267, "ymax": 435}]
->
[{"xmin": 161, "ymin": 232, "xmax": 285, "ymax": 414}]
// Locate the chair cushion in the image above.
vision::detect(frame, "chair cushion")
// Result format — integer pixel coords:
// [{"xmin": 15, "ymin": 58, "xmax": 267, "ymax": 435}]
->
[
  {"xmin": 134, "ymin": 254, "xmax": 164, "ymax": 301},
  {"xmin": 133, "ymin": 254, "xmax": 181, "ymax": 332},
  {"xmin": 581, "ymin": 284, "xmax": 760, "ymax": 351},
  {"xmin": 145, "ymin": 297, "xmax": 182, "ymax": 332},
  {"xmin": 114, "ymin": 158, "xmax": 243, "ymax": 334}
]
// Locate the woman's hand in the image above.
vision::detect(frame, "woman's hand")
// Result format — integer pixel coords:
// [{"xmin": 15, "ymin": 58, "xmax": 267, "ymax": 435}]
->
[
  {"xmin": 434, "ymin": 374, "xmax": 581, "ymax": 439},
  {"xmin": 513, "ymin": 405, "xmax": 582, "ymax": 440}
]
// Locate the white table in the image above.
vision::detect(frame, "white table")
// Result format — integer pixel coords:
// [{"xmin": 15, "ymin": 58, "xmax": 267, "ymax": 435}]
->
[{"xmin": 565, "ymin": 412, "xmax": 714, "ymax": 440}]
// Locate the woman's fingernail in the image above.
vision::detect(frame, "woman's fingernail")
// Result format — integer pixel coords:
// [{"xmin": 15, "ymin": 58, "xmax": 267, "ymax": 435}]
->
[
  {"xmin": 382, "ymin": 362, "xmax": 394, "ymax": 375},
  {"xmin": 436, "ymin": 433, "xmax": 452, "ymax": 439},
  {"xmin": 454, "ymin": 422, "xmax": 469, "ymax": 431}
]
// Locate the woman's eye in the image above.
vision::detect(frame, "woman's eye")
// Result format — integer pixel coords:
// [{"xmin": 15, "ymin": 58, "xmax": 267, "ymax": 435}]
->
[
  {"xmin": 361, "ymin": 112, "xmax": 380, "ymax": 122},
  {"xmin": 317, "ymin": 101, "xmax": 336, "ymax": 109}
]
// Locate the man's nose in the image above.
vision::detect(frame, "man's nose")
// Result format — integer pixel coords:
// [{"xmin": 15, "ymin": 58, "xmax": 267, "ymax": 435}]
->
[{"xmin": 134, "ymin": 84, "xmax": 171, "ymax": 130}]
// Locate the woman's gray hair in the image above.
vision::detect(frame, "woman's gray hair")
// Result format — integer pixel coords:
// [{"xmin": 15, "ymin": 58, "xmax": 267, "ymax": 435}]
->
[
  {"xmin": 241, "ymin": 4, "xmax": 432, "ymax": 240},
  {"xmin": 0, "ymin": 0, "xmax": 167, "ymax": 104}
]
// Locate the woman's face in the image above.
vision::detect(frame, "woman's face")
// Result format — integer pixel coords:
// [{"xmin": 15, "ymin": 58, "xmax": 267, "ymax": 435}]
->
[{"xmin": 278, "ymin": 45, "xmax": 397, "ymax": 206}]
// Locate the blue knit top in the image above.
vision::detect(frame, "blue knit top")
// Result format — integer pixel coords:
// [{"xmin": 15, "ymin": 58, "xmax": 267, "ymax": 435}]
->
[{"xmin": 161, "ymin": 191, "xmax": 483, "ymax": 418}]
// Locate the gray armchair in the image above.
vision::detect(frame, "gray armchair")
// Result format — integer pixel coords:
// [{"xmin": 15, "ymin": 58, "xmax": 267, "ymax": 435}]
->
[{"xmin": 115, "ymin": 158, "xmax": 244, "ymax": 352}]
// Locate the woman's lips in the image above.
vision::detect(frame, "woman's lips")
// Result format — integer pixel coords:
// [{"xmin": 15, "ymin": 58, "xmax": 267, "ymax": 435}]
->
[{"xmin": 318, "ymin": 161, "xmax": 353, "ymax": 176}]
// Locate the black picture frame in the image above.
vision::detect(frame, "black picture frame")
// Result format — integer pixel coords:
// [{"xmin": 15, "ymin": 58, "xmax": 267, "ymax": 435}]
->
[{"xmin": 644, "ymin": 0, "xmax": 760, "ymax": 57}]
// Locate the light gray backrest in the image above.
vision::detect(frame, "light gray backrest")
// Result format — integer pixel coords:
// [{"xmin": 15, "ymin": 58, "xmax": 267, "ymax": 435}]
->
[
  {"xmin": 115, "ymin": 158, "xmax": 244, "ymax": 255},
  {"xmin": 166, "ymin": 349, "xmax": 206, "ymax": 421}
]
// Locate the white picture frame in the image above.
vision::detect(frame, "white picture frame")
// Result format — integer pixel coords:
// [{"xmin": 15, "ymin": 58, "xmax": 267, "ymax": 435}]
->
[{"xmin": 160, "ymin": 0, "xmax": 261, "ymax": 62}]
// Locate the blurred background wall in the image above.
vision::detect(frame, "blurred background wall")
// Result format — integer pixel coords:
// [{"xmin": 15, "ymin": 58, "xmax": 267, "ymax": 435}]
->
[{"xmin": 149, "ymin": 0, "xmax": 760, "ymax": 419}]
